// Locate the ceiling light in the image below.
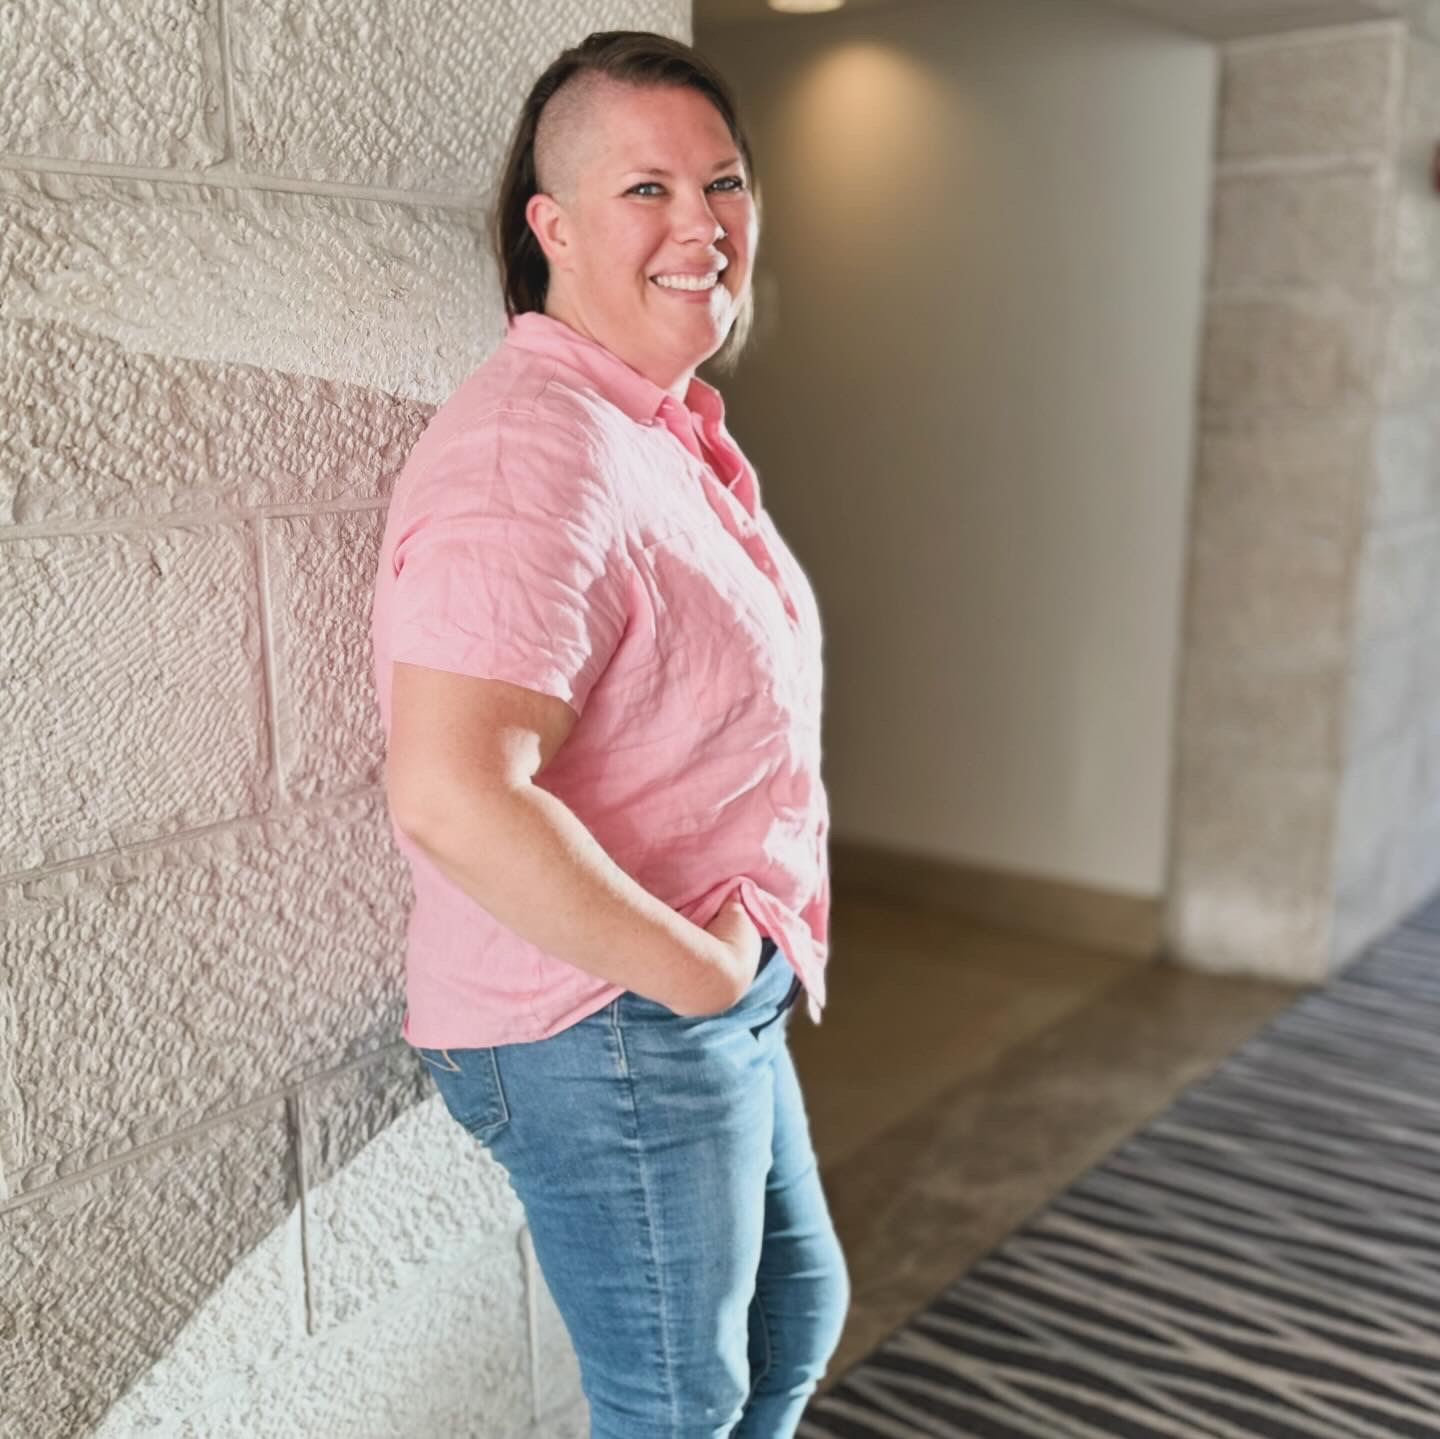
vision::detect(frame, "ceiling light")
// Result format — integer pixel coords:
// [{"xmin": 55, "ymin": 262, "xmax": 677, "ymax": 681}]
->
[{"xmin": 768, "ymin": 0, "xmax": 846, "ymax": 12}]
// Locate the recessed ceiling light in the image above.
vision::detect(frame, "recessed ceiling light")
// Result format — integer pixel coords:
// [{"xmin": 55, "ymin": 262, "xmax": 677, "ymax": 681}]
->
[{"xmin": 768, "ymin": 0, "xmax": 846, "ymax": 12}]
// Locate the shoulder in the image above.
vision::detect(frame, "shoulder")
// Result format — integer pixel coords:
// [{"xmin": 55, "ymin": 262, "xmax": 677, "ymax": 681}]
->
[
  {"xmin": 427, "ymin": 346, "xmax": 632, "ymax": 464},
  {"xmin": 392, "ymin": 350, "xmax": 624, "ymax": 526}
]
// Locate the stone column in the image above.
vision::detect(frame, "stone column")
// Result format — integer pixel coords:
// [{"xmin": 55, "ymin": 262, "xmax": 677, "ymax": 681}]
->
[
  {"xmin": 1333, "ymin": 12, "xmax": 1440, "ymax": 961},
  {"xmin": 1167, "ymin": 15, "xmax": 1440, "ymax": 981}
]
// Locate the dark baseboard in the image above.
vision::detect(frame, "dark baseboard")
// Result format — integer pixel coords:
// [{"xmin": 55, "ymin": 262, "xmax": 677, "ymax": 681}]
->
[{"xmin": 830, "ymin": 836, "xmax": 1163, "ymax": 960}]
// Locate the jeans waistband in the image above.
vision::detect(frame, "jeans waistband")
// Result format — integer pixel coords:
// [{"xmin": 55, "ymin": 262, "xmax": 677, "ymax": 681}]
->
[{"xmin": 757, "ymin": 936, "xmax": 803, "ymax": 1014}]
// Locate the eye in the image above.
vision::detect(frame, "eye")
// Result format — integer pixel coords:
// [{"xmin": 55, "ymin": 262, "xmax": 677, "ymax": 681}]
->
[{"xmin": 627, "ymin": 176, "xmax": 747, "ymax": 197}]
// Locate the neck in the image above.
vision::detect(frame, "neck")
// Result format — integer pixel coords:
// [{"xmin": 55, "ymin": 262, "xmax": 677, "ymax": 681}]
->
[{"xmin": 542, "ymin": 293, "xmax": 695, "ymax": 404}]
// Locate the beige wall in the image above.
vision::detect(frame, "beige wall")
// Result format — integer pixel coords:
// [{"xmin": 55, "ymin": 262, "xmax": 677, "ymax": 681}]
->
[
  {"xmin": 1, "ymin": 3, "xmax": 687, "ymax": 1435},
  {"xmin": 699, "ymin": 0, "xmax": 1217, "ymax": 902}
]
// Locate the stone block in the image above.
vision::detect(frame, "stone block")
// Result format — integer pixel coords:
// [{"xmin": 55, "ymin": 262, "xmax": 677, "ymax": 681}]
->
[
  {"xmin": 1328, "ymin": 721, "xmax": 1440, "ymax": 964},
  {"xmin": 168, "ymin": 1233, "xmax": 531, "ymax": 1438},
  {"xmin": 1210, "ymin": 165, "xmax": 1390, "ymax": 292},
  {"xmin": 1167, "ymin": 743, "xmax": 1337, "ymax": 980},
  {"xmin": 299, "ymin": 1044, "xmax": 523, "ymax": 1334},
  {"xmin": 0, "ymin": 524, "xmax": 269, "ymax": 873},
  {"xmin": 0, "ymin": 319, "xmax": 431, "ymax": 527},
  {"xmin": 1392, "ymin": 141, "xmax": 1440, "ymax": 285},
  {"xmin": 265, "ymin": 509, "xmax": 389, "ymax": 802},
  {"xmin": 1345, "ymin": 628, "xmax": 1422, "ymax": 753},
  {"xmin": 1332, "ymin": 725, "xmax": 1422, "ymax": 889},
  {"xmin": 1201, "ymin": 295, "xmax": 1382, "ymax": 412},
  {"xmin": 1418, "ymin": 711, "xmax": 1440, "ymax": 806},
  {"xmin": 525, "ymin": 1397, "xmax": 591, "ymax": 1439},
  {"xmin": 0, "ymin": 168, "xmax": 498, "ymax": 404},
  {"xmin": 1395, "ymin": 804, "xmax": 1440, "ymax": 917},
  {"xmin": 525, "ymin": 1225, "xmax": 585, "ymax": 1426},
  {"xmin": 1410, "ymin": 2, "xmax": 1440, "ymax": 43},
  {"xmin": 1381, "ymin": 288, "xmax": 1440, "ymax": 407},
  {"xmin": 1194, "ymin": 409, "xmax": 1373, "ymax": 546},
  {"xmin": 1352, "ymin": 518, "xmax": 1440, "ymax": 641},
  {"xmin": 227, "ymin": 0, "xmax": 690, "ymax": 192},
  {"xmin": 1371, "ymin": 404, "xmax": 1440, "ymax": 526},
  {"xmin": 0, "ymin": 790, "xmax": 409, "ymax": 1194},
  {"xmin": 1414, "ymin": 612, "xmax": 1440, "ymax": 711},
  {"xmin": 1185, "ymin": 523, "xmax": 1352, "ymax": 663},
  {"xmin": 1219, "ymin": 28, "xmax": 1402, "ymax": 159},
  {"xmin": 1329, "ymin": 823, "xmax": 1407, "ymax": 964},
  {"xmin": 1178, "ymin": 649, "xmax": 1348, "ymax": 765},
  {"xmin": 1402, "ymin": 31, "xmax": 1440, "ymax": 135},
  {"xmin": 0, "ymin": 1102, "xmax": 298, "ymax": 1439},
  {"xmin": 0, "ymin": 0, "xmax": 224, "ymax": 168}
]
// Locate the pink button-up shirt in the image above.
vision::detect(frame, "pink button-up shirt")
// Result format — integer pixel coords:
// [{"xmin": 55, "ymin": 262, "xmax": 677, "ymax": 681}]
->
[{"xmin": 370, "ymin": 309, "xmax": 829, "ymax": 1045}]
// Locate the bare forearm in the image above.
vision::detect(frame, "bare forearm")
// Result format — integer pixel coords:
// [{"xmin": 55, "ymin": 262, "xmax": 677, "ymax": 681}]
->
[{"xmin": 396, "ymin": 779, "xmax": 739, "ymax": 1014}]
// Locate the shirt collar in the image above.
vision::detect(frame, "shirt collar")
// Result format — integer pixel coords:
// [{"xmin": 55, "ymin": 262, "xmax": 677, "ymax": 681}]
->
[{"xmin": 503, "ymin": 309, "xmax": 728, "ymax": 435}]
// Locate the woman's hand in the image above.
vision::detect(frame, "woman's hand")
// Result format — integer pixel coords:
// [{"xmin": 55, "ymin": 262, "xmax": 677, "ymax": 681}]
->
[
  {"xmin": 700, "ymin": 897, "xmax": 764, "ymax": 1006},
  {"xmin": 633, "ymin": 899, "xmax": 763, "ymax": 1018}
]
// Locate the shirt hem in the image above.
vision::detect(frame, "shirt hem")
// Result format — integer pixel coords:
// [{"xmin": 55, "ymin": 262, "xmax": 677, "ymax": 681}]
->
[{"xmin": 402, "ymin": 984, "xmax": 626, "ymax": 1048}]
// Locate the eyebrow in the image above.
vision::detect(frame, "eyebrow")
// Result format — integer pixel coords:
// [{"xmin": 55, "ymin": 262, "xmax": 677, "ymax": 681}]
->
[{"xmin": 623, "ymin": 157, "xmax": 743, "ymax": 178}]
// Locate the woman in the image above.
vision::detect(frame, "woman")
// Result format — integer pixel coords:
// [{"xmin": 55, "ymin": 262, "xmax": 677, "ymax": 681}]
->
[{"xmin": 370, "ymin": 29, "xmax": 847, "ymax": 1438}]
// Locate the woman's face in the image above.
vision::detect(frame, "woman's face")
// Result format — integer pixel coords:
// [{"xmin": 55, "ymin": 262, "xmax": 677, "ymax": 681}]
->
[{"xmin": 531, "ymin": 83, "xmax": 758, "ymax": 390}]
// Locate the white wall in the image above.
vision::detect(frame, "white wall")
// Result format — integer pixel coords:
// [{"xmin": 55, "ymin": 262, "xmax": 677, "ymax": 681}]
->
[{"xmin": 700, "ymin": 0, "xmax": 1217, "ymax": 899}]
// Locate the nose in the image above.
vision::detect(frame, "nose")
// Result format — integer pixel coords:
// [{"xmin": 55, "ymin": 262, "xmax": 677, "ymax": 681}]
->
[{"xmin": 673, "ymin": 186, "xmax": 728, "ymax": 247}]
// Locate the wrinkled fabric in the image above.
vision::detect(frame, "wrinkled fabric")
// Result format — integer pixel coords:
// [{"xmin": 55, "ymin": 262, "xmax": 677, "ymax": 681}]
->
[{"xmin": 370, "ymin": 309, "xmax": 829, "ymax": 1045}]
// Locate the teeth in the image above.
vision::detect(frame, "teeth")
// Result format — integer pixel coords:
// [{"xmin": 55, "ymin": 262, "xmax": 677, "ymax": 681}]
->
[{"xmin": 653, "ymin": 273, "xmax": 717, "ymax": 291}]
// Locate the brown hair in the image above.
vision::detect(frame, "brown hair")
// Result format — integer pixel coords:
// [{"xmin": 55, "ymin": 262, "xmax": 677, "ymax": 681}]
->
[{"xmin": 491, "ymin": 30, "xmax": 761, "ymax": 375}]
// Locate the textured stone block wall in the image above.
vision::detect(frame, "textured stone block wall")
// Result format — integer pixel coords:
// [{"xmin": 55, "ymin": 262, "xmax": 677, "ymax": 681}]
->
[
  {"xmin": 1331, "ymin": 16, "xmax": 1440, "ymax": 960},
  {"xmin": 1170, "ymin": 23, "xmax": 1405, "ymax": 980},
  {"xmin": 1168, "ymin": 15, "xmax": 1440, "ymax": 980},
  {"xmin": 1, "ymin": 3, "xmax": 687, "ymax": 1435}
]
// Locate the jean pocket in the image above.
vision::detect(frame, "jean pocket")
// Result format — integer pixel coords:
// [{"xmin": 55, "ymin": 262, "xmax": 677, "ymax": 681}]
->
[{"xmin": 414, "ymin": 1046, "xmax": 512, "ymax": 1142}]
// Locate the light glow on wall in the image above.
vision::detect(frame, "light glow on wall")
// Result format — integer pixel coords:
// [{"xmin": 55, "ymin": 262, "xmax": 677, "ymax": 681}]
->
[{"xmin": 770, "ymin": 40, "xmax": 954, "ymax": 255}]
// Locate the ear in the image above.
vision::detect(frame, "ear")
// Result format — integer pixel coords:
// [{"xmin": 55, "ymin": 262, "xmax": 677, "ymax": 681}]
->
[{"xmin": 526, "ymin": 191, "xmax": 572, "ymax": 273}]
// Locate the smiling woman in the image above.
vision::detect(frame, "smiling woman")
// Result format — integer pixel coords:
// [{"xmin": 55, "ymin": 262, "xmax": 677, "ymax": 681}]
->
[
  {"xmin": 492, "ymin": 38, "xmax": 765, "ymax": 382},
  {"xmin": 369, "ymin": 29, "xmax": 846, "ymax": 1439},
  {"xmin": 524, "ymin": 74, "xmax": 759, "ymax": 388}
]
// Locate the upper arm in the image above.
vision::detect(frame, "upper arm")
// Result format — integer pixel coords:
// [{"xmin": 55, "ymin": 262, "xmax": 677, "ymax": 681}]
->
[
  {"xmin": 385, "ymin": 662, "xmax": 577, "ymax": 836},
  {"xmin": 385, "ymin": 414, "xmax": 630, "ymax": 704},
  {"xmin": 378, "ymin": 413, "xmax": 630, "ymax": 834}
]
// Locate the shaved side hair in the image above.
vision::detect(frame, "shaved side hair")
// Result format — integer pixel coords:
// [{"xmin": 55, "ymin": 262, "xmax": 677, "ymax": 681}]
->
[{"xmin": 533, "ymin": 71, "xmax": 618, "ymax": 208}]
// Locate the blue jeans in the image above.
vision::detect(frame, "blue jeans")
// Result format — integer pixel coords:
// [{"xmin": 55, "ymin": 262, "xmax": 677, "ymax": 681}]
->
[{"xmin": 415, "ymin": 937, "xmax": 849, "ymax": 1437}]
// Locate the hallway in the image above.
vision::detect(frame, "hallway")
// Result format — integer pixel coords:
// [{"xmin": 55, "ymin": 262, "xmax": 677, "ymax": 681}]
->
[{"xmin": 794, "ymin": 893, "xmax": 1306, "ymax": 1392}]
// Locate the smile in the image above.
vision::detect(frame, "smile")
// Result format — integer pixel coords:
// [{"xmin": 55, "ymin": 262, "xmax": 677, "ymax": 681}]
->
[{"xmin": 651, "ymin": 273, "xmax": 720, "ymax": 292}]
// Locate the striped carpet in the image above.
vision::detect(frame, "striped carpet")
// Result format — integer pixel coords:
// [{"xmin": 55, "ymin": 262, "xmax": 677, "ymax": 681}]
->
[{"xmin": 799, "ymin": 897, "xmax": 1440, "ymax": 1438}]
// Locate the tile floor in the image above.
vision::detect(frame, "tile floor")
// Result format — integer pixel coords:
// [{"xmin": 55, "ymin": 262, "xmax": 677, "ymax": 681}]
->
[{"xmin": 788, "ymin": 892, "xmax": 1308, "ymax": 1393}]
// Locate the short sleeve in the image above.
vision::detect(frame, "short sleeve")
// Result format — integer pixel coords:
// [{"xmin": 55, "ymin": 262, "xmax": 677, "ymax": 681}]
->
[{"xmin": 387, "ymin": 413, "xmax": 632, "ymax": 719}]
